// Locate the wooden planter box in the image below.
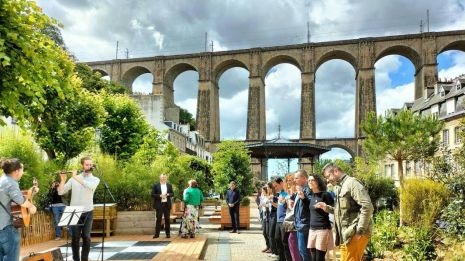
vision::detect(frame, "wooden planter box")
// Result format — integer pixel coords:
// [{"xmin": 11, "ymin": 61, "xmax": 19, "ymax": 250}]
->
[
  {"xmin": 209, "ymin": 206, "xmax": 250, "ymax": 230},
  {"xmin": 91, "ymin": 203, "xmax": 117, "ymax": 237}
]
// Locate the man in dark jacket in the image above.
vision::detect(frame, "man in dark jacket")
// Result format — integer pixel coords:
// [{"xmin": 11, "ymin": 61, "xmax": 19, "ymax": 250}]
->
[
  {"xmin": 293, "ymin": 169, "xmax": 312, "ymax": 261},
  {"xmin": 226, "ymin": 181, "xmax": 241, "ymax": 233},
  {"xmin": 151, "ymin": 173, "xmax": 174, "ymax": 238}
]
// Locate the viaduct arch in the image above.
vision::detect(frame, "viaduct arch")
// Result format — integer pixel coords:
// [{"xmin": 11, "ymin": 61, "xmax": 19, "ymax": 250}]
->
[{"xmin": 87, "ymin": 30, "xmax": 465, "ymax": 156}]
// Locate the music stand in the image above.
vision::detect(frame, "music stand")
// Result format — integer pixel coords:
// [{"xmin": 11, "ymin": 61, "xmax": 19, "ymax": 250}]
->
[{"xmin": 58, "ymin": 206, "xmax": 85, "ymax": 261}]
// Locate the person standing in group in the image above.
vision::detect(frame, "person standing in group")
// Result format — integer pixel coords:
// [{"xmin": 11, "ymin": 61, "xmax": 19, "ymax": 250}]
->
[
  {"xmin": 0, "ymin": 158, "xmax": 38, "ymax": 261},
  {"xmin": 307, "ymin": 174, "xmax": 334, "ymax": 261},
  {"xmin": 294, "ymin": 169, "xmax": 312, "ymax": 261},
  {"xmin": 58, "ymin": 156, "xmax": 100, "ymax": 261},
  {"xmin": 151, "ymin": 173, "xmax": 174, "ymax": 239},
  {"xmin": 181, "ymin": 180, "xmax": 204, "ymax": 238},
  {"xmin": 266, "ymin": 182, "xmax": 278, "ymax": 258},
  {"xmin": 48, "ymin": 181, "xmax": 66, "ymax": 240},
  {"xmin": 226, "ymin": 181, "xmax": 241, "ymax": 234},
  {"xmin": 273, "ymin": 177, "xmax": 292, "ymax": 261},
  {"xmin": 284, "ymin": 173, "xmax": 302, "ymax": 261},
  {"xmin": 315, "ymin": 163, "xmax": 374, "ymax": 261},
  {"xmin": 259, "ymin": 186, "xmax": 270, "ymax": 253}
]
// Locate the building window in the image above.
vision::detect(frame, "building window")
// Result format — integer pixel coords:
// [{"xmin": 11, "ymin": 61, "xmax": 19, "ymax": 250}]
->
[
  {"xmin": 443, "ymin": 129, "xmax": 449, "ymax": 147},
  {"xmin": 455, "ymin": 127, "xmax": 462, "ymax": 144},
  {"xmin": 457, "ymin": 84, "xmax": 462, "ymax": 91},
  {"xmin": 384, "ymin": 165, "xmax": 390, "ymax": 177},
  {"xmin": 390, "ymin": 164, "xmax": 396, "ymax": 179}
]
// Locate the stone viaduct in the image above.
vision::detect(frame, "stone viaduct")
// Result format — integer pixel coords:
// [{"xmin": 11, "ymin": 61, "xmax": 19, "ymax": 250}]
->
[{"xmin": 87, "ymin": 30, "xmax": 465, "ymax": 157}]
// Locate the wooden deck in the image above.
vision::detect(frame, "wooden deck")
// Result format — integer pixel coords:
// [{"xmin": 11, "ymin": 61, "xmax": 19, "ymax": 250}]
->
[
  {"xmin": 152, "ymin": 235, "xmax": 207, "ymax": 261},
  {"xmin": 20, "ymin": 234, "xmax": 207, "ymax": 261}
]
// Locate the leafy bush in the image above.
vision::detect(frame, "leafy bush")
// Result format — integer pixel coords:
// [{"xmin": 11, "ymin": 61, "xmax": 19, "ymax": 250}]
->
[
  {"xmin": 400, "ymin": 178, "xmax": 450, "ymax": 227},
  {"xmin": 368, "ymin": 210, "xmax": 399, "ymax": 258},
  {"xmin": 212, "ymin": 141, "xmax": 253, "ymax": 196},
  {"xmin": 240, "ymin": 197, "xmax": 250, "ymax": 207},
  {"xmin": 440, "ymin": 199, "xmax": 465, "ymax": 240},
  {"xmin": 353, "ymin": 157, "xmax": 398, "ymax": 211},
  {"xmin": 402, "ymin": 227, "xmax": 437, "ymax": 261},
  {"xmin": 0, "ymin": 127, "xmax": 54, "ymax": 208}
]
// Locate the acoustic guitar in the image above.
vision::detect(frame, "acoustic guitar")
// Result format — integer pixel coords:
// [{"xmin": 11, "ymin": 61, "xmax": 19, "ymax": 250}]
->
[{"xmin": 11, "ymin": 177, "xmax": 38, "ymax": 227}]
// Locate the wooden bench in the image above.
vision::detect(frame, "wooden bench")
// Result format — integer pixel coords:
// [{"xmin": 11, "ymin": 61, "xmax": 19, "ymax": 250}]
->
[{"xmin": 152, "ymin": 235, "xmax": 207, "ymax": 261}]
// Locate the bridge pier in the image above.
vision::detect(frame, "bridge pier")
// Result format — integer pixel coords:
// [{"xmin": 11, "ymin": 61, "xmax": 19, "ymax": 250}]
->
[{"xmin": 246, "ymin": 77, "xmax": 266, "ymax": 141}]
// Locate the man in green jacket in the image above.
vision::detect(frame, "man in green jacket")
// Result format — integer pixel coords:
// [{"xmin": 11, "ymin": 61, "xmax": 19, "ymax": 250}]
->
[{"xmin": 315, "ymin": 163, "xmax": 373, "ymax": 261}]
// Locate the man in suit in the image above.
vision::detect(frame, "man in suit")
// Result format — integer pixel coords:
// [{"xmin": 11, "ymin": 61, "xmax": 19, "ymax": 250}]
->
[
  {"xmin": 226, "ymin": 181, "xmax": 241, "ymax": 234},
  {"xmin": 151, "ymin": 173, "xmax": 173, "ymax": 238}
]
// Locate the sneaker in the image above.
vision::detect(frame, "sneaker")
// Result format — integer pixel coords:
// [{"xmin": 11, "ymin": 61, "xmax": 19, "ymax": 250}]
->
[
  {"xmin": 166, "ymin": 234, "xmax": 170, "ymax": 238},
  {"xmin": 54, "ymin": 237, "xmax": 61, "ymax": 241},
  {"xmin": 264, "ymin": 249, "xmax": 272, "ymax": 253},
  {"xmin": 261, "ymin": 248, "xmax": 269, "ymax": 253},
  {"xmin": 229, "ymin": 230, "xmax": 237, "ymax": 233},
  {"xmin": 152, "ymin": 235, "xmax": 159, "ymax": 239}
]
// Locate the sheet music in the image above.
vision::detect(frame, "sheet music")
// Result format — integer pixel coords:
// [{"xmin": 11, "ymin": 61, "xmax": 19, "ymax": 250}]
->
[{"xmin": 58, "ymin": 206, "xmax": 85, "ymax": 226}]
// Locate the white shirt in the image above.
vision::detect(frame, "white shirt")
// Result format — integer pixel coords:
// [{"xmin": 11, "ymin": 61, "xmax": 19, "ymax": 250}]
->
[
  {"xmin": 59, "ymin": 173, "xmax": 100, "ymax": 212},
  {"xmin": 161, "ymin": 183, "xmax": 167, "ymax": 202}
]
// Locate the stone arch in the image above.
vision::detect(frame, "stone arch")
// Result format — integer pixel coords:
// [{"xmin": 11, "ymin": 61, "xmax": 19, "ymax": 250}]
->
[
  {"xmin": 262, "ymin": 55, "xmax": 302, "ymax": 79},
  {"xmin": 438, "ymin": 40, "xmax": 465, "ymax": 53},
  {"xmin": 213, "ymin": 59, "xmax": 249, "ymax": 84},
  {"xmin": 121, "ymin": 66, "xmax": 152, "ymax": 90},
  {"xmin": 315, "ymin": 50, "xmax": 358, "ymax": 72},
  {"xmin": 325, "ymin": 144, "xmax": 355, "ymax": 159},
  {"xmin": 92, "ymin": 68, "xmax": 109, "ymax": 77},
  {"xmin": 164, "ymin": 62, "xmax": 198, "ymax": 86},
  {"xmin": 375, "ymin": 45, "xmax": 421, "ymax": 71}
]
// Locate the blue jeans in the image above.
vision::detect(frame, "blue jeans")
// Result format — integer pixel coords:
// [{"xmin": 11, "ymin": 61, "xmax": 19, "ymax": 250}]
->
[
  {"xmin": 0, "ymin": 225, "xmax": 20, "ymax": 261},
  {"xmin": 297, "ymin": 228, "xmax": 311, "ymax": 261},
  {"xmin": 51, "ymin": 206, "xmax": 66, "ymax": 237},
  {"xmin": 71, "ymin": 211, "xmax": 93, "ymax": 261}
]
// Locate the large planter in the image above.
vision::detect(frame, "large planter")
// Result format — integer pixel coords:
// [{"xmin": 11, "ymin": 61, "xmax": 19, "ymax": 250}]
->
[{"xmin": 219, "ymin": 206, "xmax": 250, "ymax": 230}]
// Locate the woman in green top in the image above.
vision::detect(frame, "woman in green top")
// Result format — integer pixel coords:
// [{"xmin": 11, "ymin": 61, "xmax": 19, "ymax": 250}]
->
[{"xmin": 181, "ymin": 180, "xmax": 204, "ymax": 238}]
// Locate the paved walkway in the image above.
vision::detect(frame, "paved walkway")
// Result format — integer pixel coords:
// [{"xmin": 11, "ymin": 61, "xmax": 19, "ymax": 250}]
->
[{"xmin": 200, "ymin": 203, "xmax": 272, "ymax": 261}]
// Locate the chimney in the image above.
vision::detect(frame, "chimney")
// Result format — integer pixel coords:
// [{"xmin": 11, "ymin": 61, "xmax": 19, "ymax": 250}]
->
[{"xmin": 424, "ymin": 87, "xmax": 434, "ymax": 98}]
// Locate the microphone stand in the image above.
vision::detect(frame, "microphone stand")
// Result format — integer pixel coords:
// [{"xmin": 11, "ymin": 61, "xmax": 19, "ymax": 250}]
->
[{"xmin": 94, "ymin": 165, "xmax": 116, "ymax": 261}]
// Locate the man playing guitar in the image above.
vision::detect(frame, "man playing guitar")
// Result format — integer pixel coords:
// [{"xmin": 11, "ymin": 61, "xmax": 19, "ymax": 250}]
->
[{"xmin": 0, "ymin": 158, "xmax": 38, "ymax": 261}]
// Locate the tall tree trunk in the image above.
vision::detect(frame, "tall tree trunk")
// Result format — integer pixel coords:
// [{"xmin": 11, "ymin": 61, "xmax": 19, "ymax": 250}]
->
[{"xmin": 397, "ymin": 159, "xmax": 404, "ymax": 226}]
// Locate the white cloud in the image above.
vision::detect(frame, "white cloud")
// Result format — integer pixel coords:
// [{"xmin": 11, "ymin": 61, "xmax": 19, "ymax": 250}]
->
[
  {"xmin": 35, "ymin": 0, "xmax": 465, "ymax": 147},
  {"xmin": 376, "ymin": 82, "xmax": 414, "ymax": 116},
  {"xmin": 438, "ymin": 51, "xmax": 465, "ymax": 80}
]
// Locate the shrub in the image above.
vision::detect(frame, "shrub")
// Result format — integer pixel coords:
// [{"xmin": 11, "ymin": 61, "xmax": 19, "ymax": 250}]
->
[
  {"xmin": 440, "ymin": 199, "xmax": 465, "ymax": 240},
  {"xmin": 368, "ymin": 210, "xmax": 400, "ymax": 258},
  {"xmin": 353, "ymin": 157, "xmax": 398, "ymax": 211},
  {"xmin": 0, "ymin": 127, "xmax": 53, "ymax": 209},
  {"xmin": 212, "ymin": 141, "xmax": 253, "ymax": 196},
  {"xmin": 400, "ymin": 178, "xmax": 450, "ymax": 227},
  {"xmin": 402, "ymin": 227, "xmax": 437, "ymax": 261}
]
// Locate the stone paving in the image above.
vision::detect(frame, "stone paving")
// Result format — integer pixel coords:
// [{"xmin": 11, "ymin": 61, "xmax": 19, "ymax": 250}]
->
[{"xmin": 200, "ymin": 203, "xmax": 276, "ymax": 261}]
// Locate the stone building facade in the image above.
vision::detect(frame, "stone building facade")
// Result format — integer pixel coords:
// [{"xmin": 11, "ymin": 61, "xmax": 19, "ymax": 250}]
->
[{"xmin": 381, "ymin": 75, "xmax": 465, "ymax": 184}]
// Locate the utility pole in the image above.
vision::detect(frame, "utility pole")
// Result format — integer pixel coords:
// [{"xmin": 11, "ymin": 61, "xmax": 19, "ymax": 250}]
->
[
  {"xmin": 210, "ymin": 40, "xmax": 214, "ymax": 52},
  {"xmin": 204, "ymin": 32, "xmax": 208, "ymax": 52},
  {"xmin": 115, "ymin": 41, "xmax": 119, "ymax": 59},
  {"xmin": 427, "ymin": 9, "xmax": 430, "ymax": 32},
  {"xmin": 420, "ymin": 20, "xmax": 423, "ymax": 33},
  {"xmin": 307, "ymin": 21, "xmax": 311, "ymax": 43},
  {"xmin": 125, "ymin": 48, "xmax": 129, "ymax": 59}
]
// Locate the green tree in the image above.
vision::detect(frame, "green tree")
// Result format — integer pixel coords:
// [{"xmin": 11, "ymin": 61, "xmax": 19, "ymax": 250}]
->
[
  {"xmin": 212, "ymin": 141, "xmax": 253, "ymax": 196},
  {"xmin": 179, "ymin": 108, "xmax": 196, "ymax": 130},
  {"xmin": 75, "ymin": 63, "xmax": 129, "ymax": 94},
  {"xmin": 99, "ymin": 94, "xmax": 149, "ymax": 160},
  {"xmin": 0, "ymin": 0, "xmax": 75, "ymax": 125},
  {"xmin": 362, "ymin": 110, "xmax": 443, "ymax": 189},
  {"xmin": 31, "ymin": 87, "xmax": 105, "ymax": 165}
]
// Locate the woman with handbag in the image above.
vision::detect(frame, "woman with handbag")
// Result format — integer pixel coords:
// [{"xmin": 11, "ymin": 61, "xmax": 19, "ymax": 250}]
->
[{"xmin": 284, "ymin": 173, "xmax": 302, "ymax": 261}]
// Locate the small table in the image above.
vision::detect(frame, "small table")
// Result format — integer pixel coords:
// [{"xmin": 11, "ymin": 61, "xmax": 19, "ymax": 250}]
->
[{"xmin": 91, "ymin": 203, "xmax": 117, "ymax": 237}]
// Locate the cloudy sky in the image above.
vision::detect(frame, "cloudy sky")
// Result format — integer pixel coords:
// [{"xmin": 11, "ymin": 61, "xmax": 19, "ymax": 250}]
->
[{"xmin": 36, "ymin": 0, "xmax": 465, "ymax": 174}]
